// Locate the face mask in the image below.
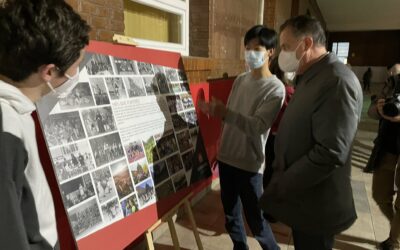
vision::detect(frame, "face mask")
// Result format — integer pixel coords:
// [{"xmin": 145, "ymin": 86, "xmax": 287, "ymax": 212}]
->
[
  {"xmin": 46, "ymin": 68, "xmax": 80, "ymax": 98},
  {"xmin": 245, "ymin": 50, "xmax": 266, "ymax": 70},
  {"xmin": 284, "ymin": 72, "xmax": 296, "ymax": 82},
  {"xmin": 278, "ymin": 41, "xmax": 305, "ymax": 72}
]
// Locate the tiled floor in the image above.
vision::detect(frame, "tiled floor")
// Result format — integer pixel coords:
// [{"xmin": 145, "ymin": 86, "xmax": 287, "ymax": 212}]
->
[{"xmin": 154, "ymin": 85, "xmax": 389, "ymax": 250}]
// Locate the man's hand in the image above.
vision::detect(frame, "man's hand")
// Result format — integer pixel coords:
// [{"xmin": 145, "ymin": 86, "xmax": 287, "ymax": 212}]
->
[
  {"xmin": 377, "ymin": 98, "xmax": 400, "ymax": 122},
  {"xmin": 198, "ymin": 97, "xmax": 227, "ymax": 119}
]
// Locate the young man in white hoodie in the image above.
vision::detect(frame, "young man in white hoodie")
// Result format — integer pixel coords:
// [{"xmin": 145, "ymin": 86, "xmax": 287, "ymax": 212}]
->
[
  {"xmin": 0, "ymin": 0, "xmax": 90, "ymax": 249},
  {"xmin": 199, "ymin": 25, "xmax": 284, "ymax": 250}
]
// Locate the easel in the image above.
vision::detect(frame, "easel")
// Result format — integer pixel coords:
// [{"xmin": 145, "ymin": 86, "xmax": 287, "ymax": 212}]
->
[{"xmin": 145, "ymin": 192, "xmax": 204, "ymax": 250}]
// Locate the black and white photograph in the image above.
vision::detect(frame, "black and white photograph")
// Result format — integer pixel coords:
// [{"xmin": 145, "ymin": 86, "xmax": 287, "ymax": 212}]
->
[
  {"xmin": 143, "ymin": 76, "xmax": 160, "ymax": 95},
  {"xmin": 172, "ymin": 171, "xmax": 188, "ymax": 192},
  {"xmin": 170, "ymin": 83, "xmax": 182, "ymax": 93},
  {"xmin": 120, "ymin": 194, "xmax": 139, "ymax": 217},
  {"xmin": 112, "ymin": 57, "xmax": 139, "ymax": 75},
  {"xmin": 125, "ymin": 140, "xmax": 145, "ymax": 164},
  {"xmin": 165, "ymin": 68, "xmax": 179, "ymax": 82},
  {"xmin": 180, "ymin": 81, "xmax": 190, "ymax": 93},
  {"xmin": 101, "ymin": 198, "xmax": 123, "ymax": 223},
  {"xmin": 61, "ymin": 173, "xmax": 96, "ymax": 209},
  {"xmin": 156, "ymin": 130, "xmax": 179, "ymax": 159},
  {"xmin": 59, "ymin": 82, "xmax": 95, "ymax": 110},
  {"xmin": 91, "ymin": 166, "xmax": 117, "ymax": 204},
  {"xmin": 156, "ymin": 179, "xmax": 175, "ymax": 200},
  {"xmin": 111, "ymin": 160, "xmax": 135, "ymax": 199},
  {"xmin": 129, "ymin": 159, "xmax": 150, "ymax": 185},
  {"xmin": 86, "ymin": 54, "xmax": 114, "ymax": 75},
  {"xmin": 89, "ymin": 132, "xmax": 125, "ymax": 167},
  {"xmin": 153, "ymin": 65, "xmax": 164, "ymax": 75},
  {"xmin": 177, "ymin": 70, "xmax": 188, "ymax": 82},
  {"xmin": 176, "ymin": 130, "xmax": 193, "ymax": 153},
  {"xmin": 89, "ymin": 78, "xmax": 111, "ymax": 105},
  {"xmin": 136, "ymin": 178, "xmax": 155, "ymax": 208},
  {"xmin": 180, "ymin": 93, "xmax": 194, "ymax": 109},
  {"xmin": 82, "ymin": 107, "xmax": 117, "ymax": 137},
  {"xmin": 152, "ymin": 160, "xmax": 170, "ymax": 186},
  {"xmin": 43, "ymin": 111, "xmax": 86, "ymax": 147},
  {"xmin": 137, "ymin": 61, "xmax": 154, "ymax": 75},
  {"xmin": 185, "ymin": 110, "xmax": 198, "ymax": 128},
  {"xmin": 143, "ymin": 136, "xmax": 159, "ymax": 164},
  {"xmin": 166, "ymin": 95, "xmax": 184, "ymax": 113},
  {"xmin": 171, "ymin": 113, "xmax": 188, "ymax": 132},
  {"xmin": 124, "ymin": 77, "xmax": 146, "ymax": 97},
  {"xmin": 166, "ymin": 154, "xmax": 184, "ymax": 176},
  {"xmin": 105, "ymin": 77, "xmax": 128, "ymax": 100},
  {"xmin": 69, "ymin": 198, "xmax": 102, "ymax": 239},
  {"xmin": 51, "ymin": 141, "xmax": 95, "ymax": 182},
  {"xmin": 154, "ymin": 73, "xmax": 170, "ymax": 94},
  {"xmin": 181, "ymin": 150, "xmax": 195, "ymax": 172}
]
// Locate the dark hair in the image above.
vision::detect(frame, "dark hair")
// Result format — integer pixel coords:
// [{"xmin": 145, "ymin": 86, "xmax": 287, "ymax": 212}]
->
[
  {"xmin": 244, "ymin": 25, "xmax": 277, "ymax": 50},
  {"xmin": 269, "ymin": 56, "xmax": 284, "ymax": 84},
  {"xmin": 280, "ymin": 15, "xmax": 326, "ymax": 47},
  {"xmin": 0, "ymin": 0, "xmax": 91, "ymax": 81}
]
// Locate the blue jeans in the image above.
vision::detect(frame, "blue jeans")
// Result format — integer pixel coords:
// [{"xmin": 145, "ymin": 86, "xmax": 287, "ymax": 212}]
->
[
  {"xmin": 219, "ymin": 161, "xmax": 280, "ymax": 250},
  {"xmin": 292, "ymin": 230, "xmax": 334, "ymax": 250}
]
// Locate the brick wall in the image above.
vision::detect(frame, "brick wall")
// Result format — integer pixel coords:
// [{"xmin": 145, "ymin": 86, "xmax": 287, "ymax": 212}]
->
[
  {"xmin": 264, "ymin": 0, "xmax": 277, "ymax": 29},
  {"xmin": 189, "ymin": 0, "xmax": 210, "ymax": 57},
  {"xmin": 66, "ymin": 0, "xmax": 125, "ymax": 42}
]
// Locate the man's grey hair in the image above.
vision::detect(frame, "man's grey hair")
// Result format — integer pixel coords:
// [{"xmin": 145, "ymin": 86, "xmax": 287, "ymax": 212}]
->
[{"xmin": 280, "ymin": 15, "xmax": 326, "ymax": 47}]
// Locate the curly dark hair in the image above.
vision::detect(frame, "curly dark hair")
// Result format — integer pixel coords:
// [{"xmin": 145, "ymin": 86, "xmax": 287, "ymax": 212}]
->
[{"xmin": 0, "ymin": 0, "xmax": 91, "ymax": 81}]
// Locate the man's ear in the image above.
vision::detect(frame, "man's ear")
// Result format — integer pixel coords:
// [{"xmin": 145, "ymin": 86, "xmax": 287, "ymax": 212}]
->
[
  {"xmin": 37, "ymin": 64, "xmax": 58, "ymax": 82},
  {"xmin": 304, "ymin": 36, "xmax": 314, "ymax": 51}
]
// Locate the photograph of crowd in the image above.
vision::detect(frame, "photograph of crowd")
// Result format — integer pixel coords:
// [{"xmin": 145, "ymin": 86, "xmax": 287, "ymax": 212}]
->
[
  {"xmin": 180, "ymin": 93, "xmax": 194, "ymax": 109},
  {"xmin": 166, "ymin": 154, "xmax": 184, "ymax": 176},
  {"xmin": 185, "ymin": 110, "xmax": 198, "ymax": 128},
  {"xmin": 137, "ymin": 62, "xmax": 154, "ymax": 75},
  {"xmin": 180, "ymin": 81, "xmax": 190, "ymax": 93},
  {"xmin": 156, "ymin": 130, "xmax": 179, "ymax": 159},
  {"xmin": 105, "ymin": 77, "xmax": 128, "ymax": 100},
  {"xmin": 69, "ymin": 198, "xmax": 102, "ymax": 239},
  {"xmin": 177, "ymin": 70, "xmax": 188, "ymax": 82},
  {"xmin": 86, "ymin": 54, "xmax": 114, "ymax": 75},
  {"xmin": 124, "ymin": 77, "xmax": 146, "ymax": 97},
  {"xmin": 153, "ymin": 65, "xmax": 164, "ymax": 75},
  {"xmin": 59, "ymin": 82, "xmax": 95, "ymax": 110},
  {"xmin": 90, "ymin": 133, "xmax": 125, "ymax": 167},
  {"xmin": 152, "ymin": 160, "xmax": 170, "ymax": 186},
  {"xmin": 171, "ymin": 113, "xmax": 188, "ymax": 132},
  {"xmin": 89, "ymin": 78, "xmax": 111, "ymax": 105},
  {"xmin": 136, "ymin": 178, "xmax": 155, "ymax": 208},
  {"xmin": 170, "ymin": 83, "xmax": 182, "ymax": 93},
  {"xmin": 172, "ymin": 171, "xmax": 188, "ymax": 192},
  {"xmin": 143, "ymin": 136, "xmax": 158, "ymax": 164},
  {"xmin": 120, "ymin": 194, "xmax": 139, "ymax": 217},
  {"xmin": 155, "ymin": 179, "xmax": 175, "ymax": 201},
  {"xmin": 101, "ymin": 198, "xmax": 123, "ymax": 223},
  {"xmin": 111, "ymin": 160, "xmax": 135, "ymax": 199},
  {"xmin": 125, "ymin": 140, "xmax": 145, "ymax": 164},
  {"xmin": 50, "ymin": 141, "xmax": 95, "ymax": 182},
  {"xmin": 181, "ymin": 150, "xmax": 195, "ymax": 172},
  {"xmin": 129, "ymin": 159, "xmax": 150, "ymax": 185},
  {"xmin": 176, "ymin": 130, "xmax": 193, "ymax": 153},
  {"xmin": 61, "ymin": 174, "xmax": 95, "ymax": 209},
  {"xmin": 112, "ymin": 57, "xmax": 139, "ymax": 75},
  {"xmin": 165, "ymin": 68, "xmax": 179, "ymax": 82},
  {"xmin": 166, "ymin": 95, "xmax": 184, "ymax": 114},
  {"xmin": 91, "ymin": 166, "xmax": 117, "ymax": 204},
  {"xmin": 154, "ymin": 73, "xmax": 170, "ymax": 94},
  {"xmin": 82, "ymin": 107, "xmax": 117, "ymax": 137},
  {"xmin": 44, "ymin": 111, "xmax": 86, "ymax": 147},
  {"xmin": 143, "ymin": 76, "xmax": 160, "ymax": 95}
]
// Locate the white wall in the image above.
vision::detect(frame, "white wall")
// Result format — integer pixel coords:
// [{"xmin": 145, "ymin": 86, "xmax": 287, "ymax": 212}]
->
[{"xmin": 351, "ymin": 66, "xmax": 388, "ymax": 83}]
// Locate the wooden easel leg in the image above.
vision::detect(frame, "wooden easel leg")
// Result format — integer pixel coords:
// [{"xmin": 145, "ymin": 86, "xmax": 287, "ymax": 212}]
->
[
  {"xmin": 145, "ymin": 231, "xmax": 155, "ymax": 250},
  {"xmin": 167, "ymin": 216, "xmax": 181, "ymax": 250},
  {"xmin": 184, "ymin": 199, "xmax": 204, "ymax": 250}
]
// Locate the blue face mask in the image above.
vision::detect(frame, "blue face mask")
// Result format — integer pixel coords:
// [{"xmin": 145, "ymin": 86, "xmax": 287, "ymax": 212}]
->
[{"xmin": 245, "ymin": 50, "xmax": 266, "ymax": 70}]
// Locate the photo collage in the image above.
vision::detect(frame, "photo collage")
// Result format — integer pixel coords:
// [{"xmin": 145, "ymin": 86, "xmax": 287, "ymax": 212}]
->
[{"xmin": 39, "ymin": 52, "xmax": 208, "ymax": 240}]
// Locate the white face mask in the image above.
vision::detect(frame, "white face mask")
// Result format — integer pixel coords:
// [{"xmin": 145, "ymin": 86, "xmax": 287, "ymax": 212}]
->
[
  {"xmin": 46, "ymin": 68, "xmax": 80, "ymax": 98},
  {"xmin": 278, "ymin": 41, "xmax": 305, "ymax": 72},
  {"xmin": 245, "ymin": 50, "xmax": 266, "ymax": 70},
  {"xmin": 284, "ymin": 72, "xmax": 296, "ymax": 82}
]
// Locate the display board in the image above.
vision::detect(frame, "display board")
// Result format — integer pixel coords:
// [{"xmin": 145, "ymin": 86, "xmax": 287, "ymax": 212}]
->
[{"xmin": 36, "ymin": 41, "xmax": 211, "ymax": 245}]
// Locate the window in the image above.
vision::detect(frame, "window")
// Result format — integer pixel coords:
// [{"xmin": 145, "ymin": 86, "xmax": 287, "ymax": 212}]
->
[
  {"xmin": 124, "ymin": 0, "xmax": 189, "ymax": 55},
  {"xmin": 332, "ymin": 42, "xmax": 350, "ymax": 64}
]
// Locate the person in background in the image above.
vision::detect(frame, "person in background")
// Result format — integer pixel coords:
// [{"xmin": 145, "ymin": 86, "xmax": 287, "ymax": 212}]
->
[
  {"xmin": 363, "ymin": 67, "xmax": 372, "ymax": 92},
  {"xmin": 0, "ymin": 0, "xmax": 90, "ymax": 249},
  {"xmin": 199, "ymin": 25, "xmax": 284, "ymax": 250},
  {"xmin": 260, "ymin": 15, "xmax": 363, "ymax": 250}
]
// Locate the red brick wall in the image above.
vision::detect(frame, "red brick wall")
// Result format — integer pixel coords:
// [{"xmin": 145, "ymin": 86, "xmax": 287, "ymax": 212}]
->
[
  {"xmin": 264, "ymin": 0, "xmax": 277, "ymax": 29},
  {"xmin": 66, "ymin": 0, "xmax": 125, "ymax": 42},
  {"xmin": 189, "ymin": 0, "xmax": 210, "ymax": 57}
]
